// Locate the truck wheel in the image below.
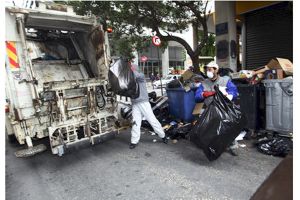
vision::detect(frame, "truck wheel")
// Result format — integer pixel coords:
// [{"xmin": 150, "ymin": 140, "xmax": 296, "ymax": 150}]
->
[
  {"xmin": 6, "ymin": 127, "xmax": 17, "ymax": 143},
  {"xmin": 7, "ymin": 134, "xmax": 17, "ymax": 143}
]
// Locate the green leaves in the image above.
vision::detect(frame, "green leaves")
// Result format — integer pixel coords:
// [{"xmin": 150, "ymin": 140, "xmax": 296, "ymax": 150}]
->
[
  {"xmin": 200, "ymin": 32, "xmax": 215, "ymax": 57},
  {"xmin": 63, "ymin": 1, "xmax": 212, "ymax": 72}
]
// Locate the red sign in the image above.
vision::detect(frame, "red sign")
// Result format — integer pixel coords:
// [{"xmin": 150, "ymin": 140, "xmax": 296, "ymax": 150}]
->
[
  {"xmin": 107, "ymin": 27, "xmax": 113, "ymax": 33},
  {"xmin": 141, "ymin": 56, "xmax": 148, "ymax": 62},
  {"xmin": 152, "ymin": 36, "xmax": 161, "ymax": 46}
]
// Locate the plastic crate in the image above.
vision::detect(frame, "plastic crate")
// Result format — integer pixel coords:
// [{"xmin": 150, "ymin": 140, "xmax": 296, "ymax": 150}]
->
[
  {"xmin": 166, "ymin": 88, "xmax": 196, "ymax": 122},
  {"xmin": 263, "ymin": 78, "xmax": 293, "ymax": 133}
]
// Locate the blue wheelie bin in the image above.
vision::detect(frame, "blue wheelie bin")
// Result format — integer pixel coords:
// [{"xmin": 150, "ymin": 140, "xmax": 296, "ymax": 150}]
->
[{"xmin": 166, "ymin": 88, "xmax": 196, "ymax": 122}]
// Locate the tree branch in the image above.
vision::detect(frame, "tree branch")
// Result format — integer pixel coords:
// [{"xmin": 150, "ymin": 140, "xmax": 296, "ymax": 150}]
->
[
  {"xmin": 175, "ymin": 1, "xmax": 209, "ymax": 57},
  {"xmin": 143, "ymin": 2, "xmax": 194, "ymax": 56},
  {"xmin": 175, "ymin": 1, "xmax": 204, "ymax": 23},
  {"xmin": 153, "ymin": 26, "xmax": 194, "ymax": 57},
  {"xmin": 194, "ymin": 26, "xmax": 208, "ymax": 56},
  {"xmin": 203, "ymin": 1, "xmax": 210, "ymax": 23}
]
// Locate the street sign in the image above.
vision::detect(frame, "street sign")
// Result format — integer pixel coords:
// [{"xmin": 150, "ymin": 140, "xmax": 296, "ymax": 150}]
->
[
  {"xmin": 152, "ymin": 36, "xmax": 161, "ymax": 46},
  {"xmin": 141, "ymin": 55, "xmax": 148, "ymax": 62}
]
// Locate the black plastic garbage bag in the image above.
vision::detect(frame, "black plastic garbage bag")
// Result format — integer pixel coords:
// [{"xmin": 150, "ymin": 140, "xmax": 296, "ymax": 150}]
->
[
  {"xmin": 148, "ymin": 91, "xmax": 157, "ymax": 103},
  {"xmin": 256, "ymin": 136, "xmax": 293, "ymax": 157},
  {"xmin": 190, "ymin": 86, "xmax": 247, "ymax": 161},
  {"xmin": 108, "ymin": 58, "xmax": 139, "ymax": 99},
  {"xmin": 167, "ymin": 123, "xmax": 192, "ymax": 140},
  {"xmin": 218, "ymin": 68, "xmax": 234, "ymax": 77},
  {"xmin": 167, "ymin": 79, "xmax": 182, "ymax": 89}
]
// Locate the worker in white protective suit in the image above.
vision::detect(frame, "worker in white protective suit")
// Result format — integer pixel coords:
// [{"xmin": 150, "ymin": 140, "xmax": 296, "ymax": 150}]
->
[{"xmin": 129, "ymin": 63, "xmax": 168, "ymax": 149}]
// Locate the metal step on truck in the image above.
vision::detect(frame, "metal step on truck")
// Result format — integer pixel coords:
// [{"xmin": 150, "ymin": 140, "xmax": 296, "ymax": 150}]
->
[{"xmin": 5, "ymin": 2, "xmax": 118, "ymax": 157}]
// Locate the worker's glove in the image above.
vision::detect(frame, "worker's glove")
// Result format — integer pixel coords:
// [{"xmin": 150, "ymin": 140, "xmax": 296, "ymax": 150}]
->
[{"xmin": 202, "ymin": 91, "xmax": 216, "ymax": 98}]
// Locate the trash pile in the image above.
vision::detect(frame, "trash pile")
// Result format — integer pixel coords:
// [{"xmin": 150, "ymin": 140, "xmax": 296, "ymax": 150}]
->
[
  {"xmin": 164, "ymin": 122, "xmax": 193, "ymax": 140},
  {"xmin": 230, "ymin": 57, "xmax": 293, "ymax": 152},
  {"xmin": 231, "ymin": 58, "xmax": 293, "ymax": 84},
  {"xmin": 166, "ymin": 68, "xmax": 205, "ymax": 90},
  {"xmin": 116, "ymin": 58, "xmax": 293, "ymax": 161},
  {"xmin": 255, "ymin": 134, "xmax": 293, "ymax": 157},
  {"xmin": 230, "ymin": 58, "xmax": 293, "ymax": 136}
]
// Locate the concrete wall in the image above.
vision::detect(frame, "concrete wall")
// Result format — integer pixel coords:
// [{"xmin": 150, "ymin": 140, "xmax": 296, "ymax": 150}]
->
[
  {"xmin": 161, "ymin": 46, "xmax": 169, "ymax": 76},
  {"xmin": 215, "ymin": 1, "xmax": 237, "ymax": 72}
]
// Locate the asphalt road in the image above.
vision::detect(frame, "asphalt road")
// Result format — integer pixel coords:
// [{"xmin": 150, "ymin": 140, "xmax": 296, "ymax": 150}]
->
[{"xmin": 6, "ymin": 130, "xmax": 282, "ymax": 200}]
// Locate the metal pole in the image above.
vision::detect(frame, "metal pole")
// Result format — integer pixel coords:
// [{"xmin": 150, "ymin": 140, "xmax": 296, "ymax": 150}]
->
[
  {"xmin": 157, "ymin": 47, "xmax": 163, "ymax": 96},
  {"xmin": 146, "ymin": 62, "xmax": 148, "ymax": 77}
]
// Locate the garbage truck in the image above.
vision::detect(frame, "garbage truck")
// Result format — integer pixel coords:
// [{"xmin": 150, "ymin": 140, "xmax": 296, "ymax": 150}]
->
[{"xmin": 5, "ymin": 2, "xmax": 118, "ymax": 157}]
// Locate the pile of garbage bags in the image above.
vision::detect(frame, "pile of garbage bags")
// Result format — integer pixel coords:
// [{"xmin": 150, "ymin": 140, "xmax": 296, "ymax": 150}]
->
[
  {"xmin": 108, "ymin": 58, "xmax": 139, "ymax": 98},
  {"xmin": 189, "ymin": 86, "xmax": 247, "ymax": 161},
  {"xmin": 165, "ymin": 122, "xmax": 192, "ymax": 140},
  {"xmin": 256, "ymin": 135, "xmax": 293, "ymax": 157}
]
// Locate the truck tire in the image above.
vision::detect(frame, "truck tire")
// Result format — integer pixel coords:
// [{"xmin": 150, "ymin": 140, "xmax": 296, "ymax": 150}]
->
[
  {"xmin": 6, "ymin": 127, "xmax": 17, "ymax": 144},
  {"xmin": 7, "ymin": 133, "xmax": 17, "ymax": 144}
]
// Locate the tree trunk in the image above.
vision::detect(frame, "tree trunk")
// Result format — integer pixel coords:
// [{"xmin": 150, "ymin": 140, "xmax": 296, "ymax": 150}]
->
[
  {"xmin": 192, "ymin": 22, "xmax": 199, "ymax": 51},
  {"xmin": 191, "ymin": 55, "xmax": 202, "ymax": 75}
]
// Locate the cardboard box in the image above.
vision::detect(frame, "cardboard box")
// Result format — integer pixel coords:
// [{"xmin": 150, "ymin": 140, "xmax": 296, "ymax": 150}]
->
[
  {"xmin": 182, "ymin": 70, "xmax": 194, "ymax": 81},
  {"xmin": 192, "ymin": 103, "xmax": 204, "ymax": 115},
  {"xmin": 276, "ymin": 69, "xmax": 284, "ymax": 79},
  {"xmin": 253, "ymin": 65, "xmax": 269, "ymax": 75},
  {"xmin": 266, "ymin": 58, "xmax": 293, "ymax": 75}
]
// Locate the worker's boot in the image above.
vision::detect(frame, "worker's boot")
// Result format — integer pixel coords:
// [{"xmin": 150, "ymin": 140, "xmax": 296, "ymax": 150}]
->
[
  {"xmin": 129, "ymin": 143, "xmax": 137, "ymax": 149},
  {"xmin": 227, "ymin": 148, "xmax": 238, "ymax": 156},
  {"xmin": 227, "ymin": 141, "xmax": 238, "ymax": 156},
  {"xmin": 162, "ymin": 136, "xmax": 168, "ymax": 144}
]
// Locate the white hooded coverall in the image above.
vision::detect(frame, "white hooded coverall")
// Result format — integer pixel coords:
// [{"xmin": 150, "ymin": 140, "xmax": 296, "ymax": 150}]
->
[{"xmin": 131, "ymin": 71, "xmax": 165, "ymax": 144}]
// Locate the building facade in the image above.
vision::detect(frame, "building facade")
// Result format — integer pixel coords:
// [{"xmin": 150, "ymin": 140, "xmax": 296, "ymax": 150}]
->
[
  {"xmin": 133, "ymin": 19, "xmax": 215, "ymax": 77},
  {"xmin": 215, "ymin": 1, "xmax": 293, "ymax": 71},
  {"xmin": 135, "ymin": 42, "xmax": 186, "ymax": 78}
]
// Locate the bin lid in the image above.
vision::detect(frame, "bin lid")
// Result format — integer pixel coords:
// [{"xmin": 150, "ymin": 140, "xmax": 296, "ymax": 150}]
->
[
  {"xmin": 262, "ymin": 77, "xmax": 293, "ymax": 83},
  {"xmin": 166, "ymin": 88, "xmax": 196, "ymax": 93}
]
